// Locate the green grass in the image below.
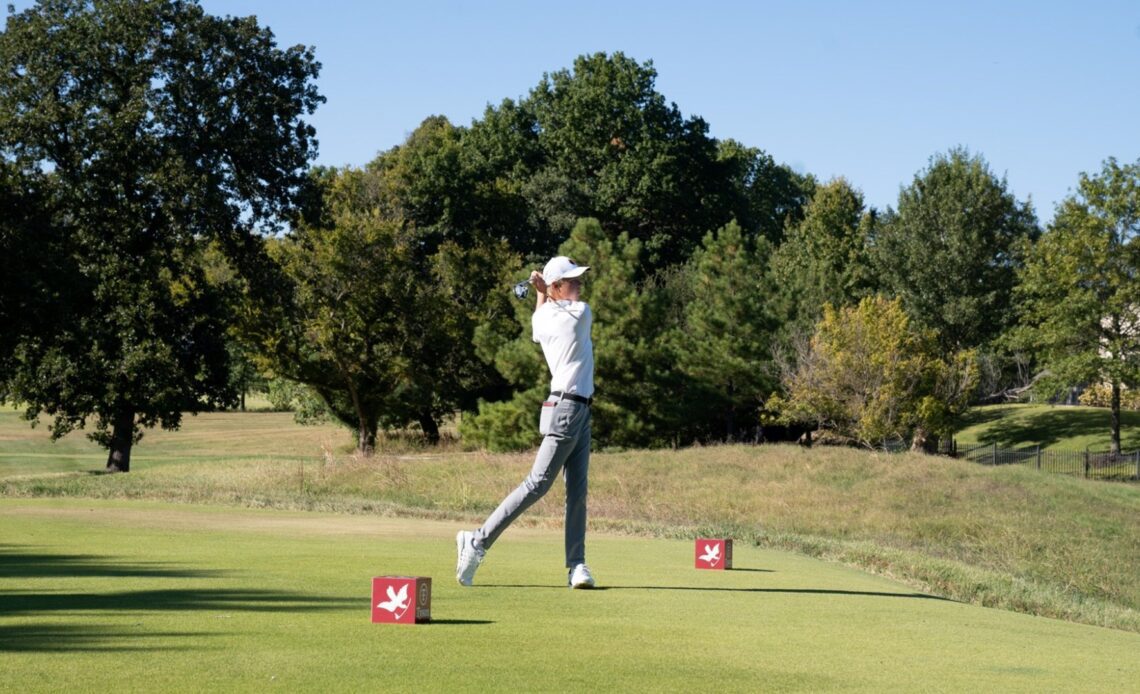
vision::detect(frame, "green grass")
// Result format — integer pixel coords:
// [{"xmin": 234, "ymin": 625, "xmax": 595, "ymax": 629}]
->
[
  {"xmin": 2, "ymin": 408, "xmax": 1139, "ymax": 639},
  {"xmin": 3, "ymin": 499, "xmax": 1139, "ymax": 693},
  {"xmin": 954, "ymin": 403, "xmax": 1140, "ymax": 451}
]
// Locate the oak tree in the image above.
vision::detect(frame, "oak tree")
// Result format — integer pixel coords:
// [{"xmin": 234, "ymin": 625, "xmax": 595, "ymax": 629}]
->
[
  {"xmin": 873, "ymin": 148, "xmax": 1039, "ymax": 354},
  {"xmin": 0, "ymin": 0, "xmax": 322, "ymax": 471}
]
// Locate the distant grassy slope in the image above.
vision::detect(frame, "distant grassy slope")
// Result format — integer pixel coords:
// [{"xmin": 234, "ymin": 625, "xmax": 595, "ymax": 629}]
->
[
  {"xmin": 955, "ymin": 404, "xmax": 1140, "ymax": 451},
  {"xmin": 0, "ymin": 408, "xmax": 356, "ymax": 476}
]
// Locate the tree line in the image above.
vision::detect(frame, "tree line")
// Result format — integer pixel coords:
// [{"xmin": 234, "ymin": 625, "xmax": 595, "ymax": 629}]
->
[{"xmin": 2, "ymin": 1, "xmax": 1138, "ymax": 470}]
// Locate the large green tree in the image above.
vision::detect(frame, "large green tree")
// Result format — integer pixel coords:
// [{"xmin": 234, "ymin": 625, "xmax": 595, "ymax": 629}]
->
[
  {"xmin": 769, "ymin": 296, "xmax": 976, "ymax": 450},
  {"xmin": 873, "ymin": 148, "xmax": 1039, "ymax": 354},
  {"xmin": 363, "ymin": 115, "xmax": 505, "ymax": 250},
  {"xmin": 717, "ymin": 138, "xmax": 814, "ymax": 247},
  {"xmin": 771, "ymin": 178, "xmax": 878, "ymax": 335},
  {"xmin": 525, "ymin": 52, "xmax": 726, "ymax": 267},
  {"xmin": 1014, "ymin": 157, "xmax": 1140, "ymax": 454},
  {"xmin": 0, "ymin": 0, "xmax": 322, "ymax": 471},
  {"xmin": 465, "ymin": 52, "xmax": 812, "ymax": 273},
  {"xmin": 250, "ymin": 166, "xmax": 517, "ymax": 452},
  {"xmin": 0, "ymin": 163, "xmax": 64, "ymax": 378},
  {"xmin": 669, "ymin": 220, "xmax": 780, "ymax": 441},
  {"xmin": 346, "ymin": 52, "xmax": 811, "ymax": 282}
]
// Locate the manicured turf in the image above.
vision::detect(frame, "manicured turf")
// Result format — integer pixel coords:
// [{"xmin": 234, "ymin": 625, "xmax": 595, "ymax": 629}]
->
[
  {"xmin": 2, "ymin": 499, "xmax": 1137, "ymax": 692},
  {"xmin": 5, "ymin": 408, "xmax": 1140, "ymax": 635}
]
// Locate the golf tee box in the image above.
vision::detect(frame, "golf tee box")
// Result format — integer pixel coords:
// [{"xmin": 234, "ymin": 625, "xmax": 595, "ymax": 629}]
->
[
  {"xmin": 695, "ymin": 538, "xmax": 733, "ymax": 570},
  {"xmin": 371, "ymin": 576, "xmax": 431, "ymax": 624}
]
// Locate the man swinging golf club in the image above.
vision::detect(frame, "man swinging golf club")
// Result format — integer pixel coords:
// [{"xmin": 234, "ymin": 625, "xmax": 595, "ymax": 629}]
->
[{"xmin": 456, "ymin": 256, "xmax": 596, "ymax": 589}]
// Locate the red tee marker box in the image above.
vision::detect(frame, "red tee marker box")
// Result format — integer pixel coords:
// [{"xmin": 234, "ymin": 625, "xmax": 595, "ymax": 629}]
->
[
  {"xmin": 371, "ymin": 576, "xmax": 431, "ymax": 624},
  {"xmin": 695, "ymin": 538, "xmax": 733, "ymax": 570}
]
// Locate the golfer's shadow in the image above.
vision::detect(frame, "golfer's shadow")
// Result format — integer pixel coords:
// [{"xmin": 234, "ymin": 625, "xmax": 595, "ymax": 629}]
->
[
  {"xmin": 481, "ymin": 583, "xmax": 948, "ymax": 601},
  {"xmin": 480, "ymin": 565, "xmax": 774, "ymax": 591},
  {"xmin": 481, "ymin": 566, "xmax": 773, "ymax": 591},
  {"xmin": 481, "ymin": 584, "xmax": 614, "ymax": 591},
  {"xmin": 609, "ymin": 586, "xmax": 950, "ymax": 600}
]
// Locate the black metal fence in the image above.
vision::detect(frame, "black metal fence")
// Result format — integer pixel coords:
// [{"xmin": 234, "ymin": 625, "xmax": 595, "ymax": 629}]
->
[{"xmin": 945, "ymin": 441, "xmax": 1140, "ymax": 481}]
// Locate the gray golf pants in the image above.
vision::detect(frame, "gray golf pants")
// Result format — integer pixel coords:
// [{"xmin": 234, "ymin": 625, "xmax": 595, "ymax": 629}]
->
[{"xmin": 475, "ymin": 397, "xmax": 591, "ymax": 567}]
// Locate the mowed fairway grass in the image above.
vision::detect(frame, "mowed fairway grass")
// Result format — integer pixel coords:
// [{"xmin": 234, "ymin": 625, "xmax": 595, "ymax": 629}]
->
[
  {"xmin": 3, "ymin": 499, "xmax": 1139, "ymax": 693},
  {"xmin": 2, "ymin": 406, "xmax": 1140, "ymax": 690}
]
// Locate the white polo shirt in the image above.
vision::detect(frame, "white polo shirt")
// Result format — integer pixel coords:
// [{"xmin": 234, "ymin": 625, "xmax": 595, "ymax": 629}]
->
[{"xmin": 532, "ymin": 300, "xmax": 594, "ymax": 398}]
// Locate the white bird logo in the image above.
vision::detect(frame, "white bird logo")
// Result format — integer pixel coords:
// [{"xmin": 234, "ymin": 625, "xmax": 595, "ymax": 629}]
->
[
  {"xmin": 699, "ymin": 543, "xmax": 721, "ymax": 566},
  {"xmin": 377, "ymin": 584, "xmax": 410, "ymax": 618}
]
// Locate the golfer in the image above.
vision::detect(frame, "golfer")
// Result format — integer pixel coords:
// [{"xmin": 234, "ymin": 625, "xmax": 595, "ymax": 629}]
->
[{"xmin": 456, "ymin": 256, "xmax": 596, "ymax": 589}]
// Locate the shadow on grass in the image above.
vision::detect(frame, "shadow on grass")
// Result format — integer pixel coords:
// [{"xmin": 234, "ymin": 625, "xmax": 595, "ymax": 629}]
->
[
  {"xmin": 958, "ymin": 405, "xmax": 1018, "ymax": 430},
  {"xmin": 0, "ymin": 545, "xmax": 224, "ymax": 579},
  {"xmin": 973, "ymin": 408, "xmax": 1139, "ymax": 449},
  {"xmin": 481, "ymin": 584, "xmax": 949, "ymax": 601},
  {"xmin": 0, "ymin": 623, "xmax": 204, "ymax": 653},
  {"xmin": 610, "ymin": 586, "xmax": 951, "ymax": 600},
  {"xmin": 0, "ymin": 545, "xmax": 356, "ymax": 652},
  {"xmin": 0, "ymin": 589, "xmax": 357, "ymax": 653},
  {"xmin": 0, "ymin": 588, "xmax": 357, "ymax": 617}
]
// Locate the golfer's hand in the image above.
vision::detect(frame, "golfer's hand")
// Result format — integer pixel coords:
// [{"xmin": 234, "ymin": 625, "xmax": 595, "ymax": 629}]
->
[{"xmin": 529, "ymin": 270, "xmax": 547, "ymax": 294}]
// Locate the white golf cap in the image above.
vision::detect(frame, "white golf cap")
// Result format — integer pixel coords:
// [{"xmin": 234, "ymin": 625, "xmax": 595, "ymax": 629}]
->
[{"xmin": 542, "ymin": 256, "xmax": 589, "ymax": 285}]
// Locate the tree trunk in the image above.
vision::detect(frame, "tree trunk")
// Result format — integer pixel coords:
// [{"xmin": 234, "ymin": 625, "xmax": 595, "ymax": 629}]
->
[
  {"xmin": 910, "ymin": 427, "xmax": 928, "ymax": 452},
  {"xmin": 1110, "ymin": 380, "xmax": 1122, "ymax": 455},
  {"xmin": 357, "ymin": 417, "xmax": 377, "ymax": 457},
  {"xmin": 725, "ymin": 408, "xmax": 738, "ymax": 442},
  {"xmin": 419, "ymin": 411, "xmax": 440, "ymax": 446},
  {"xmin": 105, "ymin": 408, "xmax": 135, "ymax": 473},
  {"xmin": 725, "ymin": 384, "xmax": 737, "ymax": 442}
]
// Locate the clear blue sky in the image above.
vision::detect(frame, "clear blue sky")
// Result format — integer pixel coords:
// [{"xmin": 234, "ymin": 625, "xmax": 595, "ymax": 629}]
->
[{"xmin": 11, "ymin": 1, "xmax": 1140, "ymax": 223}]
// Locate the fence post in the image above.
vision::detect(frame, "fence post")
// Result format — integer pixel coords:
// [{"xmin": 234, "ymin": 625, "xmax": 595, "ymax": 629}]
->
[
  {"xmin": 1036, "ymin": 445, "xmax": 1042, "ymax": 471},
  {"xmin": 992, "ymin": 442, "xmax": 998, "ymax": 466},
  {"xmin": 1084, "ymin": 448, "xmax": 1089, "ymax": 478},
  {"xmin": 1135, "ymin": 450, "xmax": 1139, "ymax": 481}
]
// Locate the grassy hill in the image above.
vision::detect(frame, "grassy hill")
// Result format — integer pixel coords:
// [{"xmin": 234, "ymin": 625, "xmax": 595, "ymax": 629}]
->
[
  {"xmin": 954, "ymin": 403, "xmax": 1140, "ymax": 451},
  {"xmin": 2, "ymin": 407, "xmax": 1138, "ymax": 634}
]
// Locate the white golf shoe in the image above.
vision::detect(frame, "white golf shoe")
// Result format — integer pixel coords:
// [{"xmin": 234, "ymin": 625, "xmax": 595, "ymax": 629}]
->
[
  {"xmin": 456, "ymin": 530, "xmax": 484, "ymax": 586},
  {"xmin": 568, "ymin": 563, "xmax": 596, "ymax": 589}
]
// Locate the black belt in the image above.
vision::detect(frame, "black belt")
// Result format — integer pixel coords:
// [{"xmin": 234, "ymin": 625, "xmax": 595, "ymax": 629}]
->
[{"xmin": 551, "ymin": 391, "xmax": 593, "ymax": 406}]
